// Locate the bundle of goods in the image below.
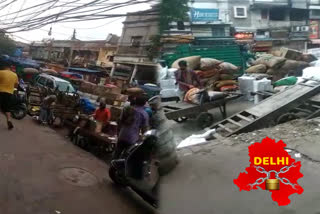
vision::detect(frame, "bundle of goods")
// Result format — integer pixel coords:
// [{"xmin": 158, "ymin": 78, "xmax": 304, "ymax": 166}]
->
[
  {"xmin": 172, "ymin": 56, "xmax": 201, "ymax": 70},
  {"xmin": 125, "ymin": 87, "xmax": 145, "ymax": 96},
  {"xmin": 171, "ymin": 56, "xmax": 239, "ymax": 92},
  {"xmin": 40, "ymin": 68, "xmax": 58, "ymax": 76},
  {"xmin": 214, "ymin": 80, "xmax": 238, "ymax": 92},
  {"xmin": 246, "ymin": 53, "xmax": 310, "ymax": 82},
  {"xmin": 78, "ymin": 80, "xmax": 121, "ymax": 96},
  {"xmin": 79, "ymin": 81, "xmax": 96, "ymax": 94},
  {"xmin": 279, "ymin": 47, "xmax": 317, "ymax": 63},
  {"xmin": 184, "ymin": 88, "xmax": 200, "ymax": 104},
  {"xmin": 24, "ymin": 68, "xmax": 40, "ymax": 74}
]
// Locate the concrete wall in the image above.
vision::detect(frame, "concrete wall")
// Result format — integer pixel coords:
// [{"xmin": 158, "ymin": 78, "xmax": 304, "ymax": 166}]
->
[
  {"xmin": 228, "ymin": 0, "xmax": 252, "ymax": 27},
  {"xmin": 250, "ymin": 8, "xmax": 307, "ymax": 30},
  {"xmin": 118, "ymin": 13, "xmax": 159, "ymax": 47},
  {"xmin": 97, "ymin": 47, "xmax": 117, "ymax": 67}
]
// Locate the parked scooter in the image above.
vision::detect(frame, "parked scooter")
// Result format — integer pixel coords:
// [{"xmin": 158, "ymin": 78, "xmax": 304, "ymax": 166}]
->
[
  {"xmin": 109, "ymin": 130, "xmax": 160, "ymax": 208},
  {"xmin": 11, "ymin": 80, "xmax": 27, "ymax": 120}
]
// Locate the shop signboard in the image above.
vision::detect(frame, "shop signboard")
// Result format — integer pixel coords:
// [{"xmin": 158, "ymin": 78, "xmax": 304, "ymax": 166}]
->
[
  {"xmin": 191, "ymin": 8, "xmax": 219, "ymax": 22},
  {"xmin": 234, "ymin": 32, "xmax": 254, "ymax": 40},
  {"xmin": 310, "ymin": 20, "xmax": 319, "ymax": 39}
]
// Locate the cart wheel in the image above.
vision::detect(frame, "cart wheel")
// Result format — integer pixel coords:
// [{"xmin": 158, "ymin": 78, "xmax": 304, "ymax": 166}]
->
[
  {"xmin": 276, "ymin": 113, "xmax": 299, "ymax": 125},
  {"xmin": 173, "ymin": 117, "xmax": 188, "ymax": 123},
  {"xmin": 197, "ymin": 112, "xmax": 214, "ymax": 129}
]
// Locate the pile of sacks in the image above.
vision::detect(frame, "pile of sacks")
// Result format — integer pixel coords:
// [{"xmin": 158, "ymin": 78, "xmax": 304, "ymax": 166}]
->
[
  {"xmin": 78, "ymin": 80, "xmax": 122, "ymax": 97},
  {"xmin": 171, "ymin": 56, "xmax": 239, "ymax": 92},
  {"xmin": 245, "ymin": 52, "xmax": 310, "ymax": 82}
]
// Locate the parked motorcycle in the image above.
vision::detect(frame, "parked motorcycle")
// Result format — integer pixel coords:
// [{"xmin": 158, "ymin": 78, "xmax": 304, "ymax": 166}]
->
[
  {"xmin": 11, "ymin": 81, "xmax": 27, "ymax": 120},
  {"xmin": 109, "ymin": 130, "xmax": 160, "ymax": 208}
]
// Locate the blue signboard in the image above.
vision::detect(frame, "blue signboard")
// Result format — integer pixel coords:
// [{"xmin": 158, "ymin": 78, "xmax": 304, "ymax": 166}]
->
[{"xmin": 191, "ymin": 8, "xmax": 219, "ymax": 22}]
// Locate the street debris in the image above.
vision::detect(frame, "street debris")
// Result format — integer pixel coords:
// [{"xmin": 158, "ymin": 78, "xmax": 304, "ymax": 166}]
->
[{"xmin": 178, "ymin": 129, "xmax": 216, "ymax": 149}]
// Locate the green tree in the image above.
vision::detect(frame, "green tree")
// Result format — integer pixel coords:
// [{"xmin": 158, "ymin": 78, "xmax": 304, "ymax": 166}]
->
[
  {"xmin": 159, "ymin": 0, "xmax": 189, "ymax": 34},
  {"xmin": 146, "ymin": 0, "xmax": 189, "ymax": 60},
  {"xmin": 0, "ymin": 33, "xmax": 16, "ymax": 56}
]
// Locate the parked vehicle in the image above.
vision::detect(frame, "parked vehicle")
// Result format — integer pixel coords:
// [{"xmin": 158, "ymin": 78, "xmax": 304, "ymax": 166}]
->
[
  {"xmin": 11, "ymin": 81, "xmax": 28, "ymax": 120},
  {"xmin": 33, "ymin": 74, "xmax": 76, "ymax": 94},
  {"xmin": 109, "ymin": 130, "xmax": 159, "ymax": 208}
]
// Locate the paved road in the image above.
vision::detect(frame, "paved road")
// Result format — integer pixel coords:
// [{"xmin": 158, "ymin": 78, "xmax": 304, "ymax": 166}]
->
[
  {"xmin": 161, "ymin": 119, "xmax": 320, "ymax": 214},
  {"xmin": 169, "ymin": 97, "xmax": 253, "ymax": 144},
  {"xmin": 0, "ymin": 116, "xmax": 155, "ymax": 214}
]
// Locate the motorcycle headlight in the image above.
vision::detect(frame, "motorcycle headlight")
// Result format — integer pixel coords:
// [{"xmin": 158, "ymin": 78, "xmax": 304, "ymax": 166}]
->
[{"xmin": 73, "ymin": 115, "xmax": 79, "ymax": 123}]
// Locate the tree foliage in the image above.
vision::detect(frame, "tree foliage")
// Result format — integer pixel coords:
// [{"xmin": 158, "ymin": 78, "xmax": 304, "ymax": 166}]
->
[
  {"xmin": 159, "ymin": 0, "xmax": 189, "ymax": 34},
  {"xmin": 146, "ymin": 34, "xmax": 162, "ymax": 60},
  {"xmin": 0, "ymin": 33, "xmax": 16, "ymax": 56},
  {"xmin": 146, "ymin": 0, "xmax": 189, "ymax": 60}
]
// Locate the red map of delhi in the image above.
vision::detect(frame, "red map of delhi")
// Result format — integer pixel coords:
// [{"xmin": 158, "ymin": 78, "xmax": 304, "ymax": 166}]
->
[{"xmin": 234, "ymin": 137, "xmax": 304, "ymax": 206}]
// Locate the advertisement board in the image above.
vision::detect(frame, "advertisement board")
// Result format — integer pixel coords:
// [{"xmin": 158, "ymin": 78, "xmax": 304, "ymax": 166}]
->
[
  {"xmin": 310, "ymin": 20, "xmax": 319, "ymax": 39},
  {"xmin": 191, "ymin": 8, "xmax": 219, "ymax": 22}
]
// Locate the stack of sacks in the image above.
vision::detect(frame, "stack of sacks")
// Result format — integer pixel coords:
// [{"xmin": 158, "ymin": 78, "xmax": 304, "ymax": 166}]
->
[
  {"xmin": 171, "ymin": 56, "xmax": 239, "ymax": 91},
  {"xmin": 79, "ymin": 81, "xmax": 96, "ymax": 94},
  {"xmin": 196, "ymin": 58, "xmax": 222, "ymax": 86},
  {"xmin": 172, "ymin": 56, "xmax": 201, "ymax": 70},
  {"xmin": 214, "ymin": 62, "xmax": 239, "ymax": 92},
  {"xmin": 246, "ymin": 54, "xmax": 309, "ymax": 82}
]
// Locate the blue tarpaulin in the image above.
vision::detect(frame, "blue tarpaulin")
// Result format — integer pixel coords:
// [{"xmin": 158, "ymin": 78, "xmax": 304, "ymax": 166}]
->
[
  {"xmin": 68, "ymin": 67, "xmax": 101, "ymax": 73},
  {"xmin": 0, "ymin": 55, "xmax": 40, "ymax": 68},
  {"xmin": 61, "ymin": 71, "xmax": 83, "ymax": 79}
]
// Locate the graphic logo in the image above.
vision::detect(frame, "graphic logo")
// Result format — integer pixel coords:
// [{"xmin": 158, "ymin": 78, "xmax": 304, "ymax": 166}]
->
[{"xmin": 234, "ymin": 137, "xmax": 304, "ymax": 206}]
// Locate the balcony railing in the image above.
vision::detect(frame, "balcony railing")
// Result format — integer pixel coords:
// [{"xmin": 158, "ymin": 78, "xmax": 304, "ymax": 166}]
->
[
  {"xmin": 252, "ymin": 0, "xmax": 289, "ymax": 7},
  {"xmin": 116, "ymin": 45, "xmax": 149, "ymax": 56}
]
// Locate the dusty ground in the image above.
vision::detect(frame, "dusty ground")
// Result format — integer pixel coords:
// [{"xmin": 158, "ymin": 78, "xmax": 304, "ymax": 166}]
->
[
  {"xmin": 161, "ymin": 118, "xmax": 320, "ymax": 213},
  {"xmin": 0, "ymin": 116, "xmax": 155, "ymax": 214},
  {"xmin": 168, "ymin": 97, "xmax": 253, "ymax": 145}
]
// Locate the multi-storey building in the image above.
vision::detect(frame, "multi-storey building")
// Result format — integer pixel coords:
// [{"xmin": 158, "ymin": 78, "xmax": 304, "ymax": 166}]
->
[{"xmin": 166, "ymin": 0, "xmax": 311, "ymax": 51}]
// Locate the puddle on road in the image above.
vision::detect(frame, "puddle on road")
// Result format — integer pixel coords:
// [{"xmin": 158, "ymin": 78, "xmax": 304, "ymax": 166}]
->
[{"xmin": 58, "ymin": 167, "xmax": 98, "ymax": 187}]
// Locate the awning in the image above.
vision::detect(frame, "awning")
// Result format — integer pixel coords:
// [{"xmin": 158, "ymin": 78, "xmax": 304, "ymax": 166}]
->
[
  {"xmin": 234, "ymin": 27, "xmax": 256, "ymax": 33},
  {"xmin": 60, "ymin": 72, "xmax": 83, "ymax": 79},
  {"xmin": 68, "ymin": 67, "xmax": 101, "ymax": 73}
]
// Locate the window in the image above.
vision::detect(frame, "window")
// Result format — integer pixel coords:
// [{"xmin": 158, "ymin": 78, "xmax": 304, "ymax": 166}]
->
[
  {"xmin": 212, "ymin": 27, "xmax": 225, "ymax": 37},
  {"xmin": 107, "ymin": 55, "xmax": 114, "ymax": 62},
  {"xmin": 177, "ymin": 21, "xmax": 185, "ymax": 30},
  {"xmin": 56, "ymin": 81, "xmax": 75, "ymax": 93},
  {"xmin": 131, "ymin": 36, "xmax": 143, "ymax": 47},
  {"xmin": 261, "ymin": 9, "xmax": 268, "ymax": 19},
  {"xmin": 311, "ymin": 10, "xmax": 320, "ymax": 17},
  {"xmin": 234, "ymin": 6, "xmax": 247, "ymax": 18},
  {"xmin": 46, "ymin": 79, "xmax": 54, "ymax": 89},
  {"xmin": 269, "ymin": 8, "xmax": 286, "ymax": 21},
  {"xmin": 290, "ymin": 9, "xmax": 308, "ymax": 21}
]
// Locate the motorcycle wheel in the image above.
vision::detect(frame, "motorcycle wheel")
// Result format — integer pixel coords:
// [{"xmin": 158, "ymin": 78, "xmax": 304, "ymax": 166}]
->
[
  {"xmin": 11, "ymin": 108, "xmax": 27, "ymax": 120},
  {"xmin": 109, "ymin": 166, "xmax": 125, "ymax": 186}
]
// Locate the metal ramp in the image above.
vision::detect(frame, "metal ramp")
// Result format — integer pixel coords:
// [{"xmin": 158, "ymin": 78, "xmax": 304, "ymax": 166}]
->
[{"xmin": 210, "ymin": 81, "xmax": 320, "ymax": 138}]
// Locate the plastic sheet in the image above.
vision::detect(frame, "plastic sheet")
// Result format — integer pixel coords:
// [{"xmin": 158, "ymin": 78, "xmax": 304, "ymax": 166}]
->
[
  {"xmin": 177, "ymin": 129, "xmax": 216, "ymax": 149},
  {"xmin": 238, "ymin": 75, "xmax": 255, "ymax": 101}
]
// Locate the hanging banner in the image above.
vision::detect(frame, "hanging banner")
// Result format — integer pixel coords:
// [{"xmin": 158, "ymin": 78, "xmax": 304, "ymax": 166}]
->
[
  {"xmin": 191, "ymin": 8, "xmax": 219, "ymax": 22},
  {"xmin": 310, "ymin": 20, "xmax": 319, "ymax": 39}
]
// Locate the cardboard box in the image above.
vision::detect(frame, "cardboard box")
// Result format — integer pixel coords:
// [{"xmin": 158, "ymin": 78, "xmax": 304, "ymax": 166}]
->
[{"xmin": 280, "ymin": 47, "xmax": 303, "ymax": 61}]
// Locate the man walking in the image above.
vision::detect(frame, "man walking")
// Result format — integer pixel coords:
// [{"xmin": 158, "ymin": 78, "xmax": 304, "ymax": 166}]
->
[
  {"xmin": 113, "ymin": 94, "xmax": 150, "ymax": 159},
  {"xmin": 0, "ymin": 61, "xmax": 18, "ymax": 130}
]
